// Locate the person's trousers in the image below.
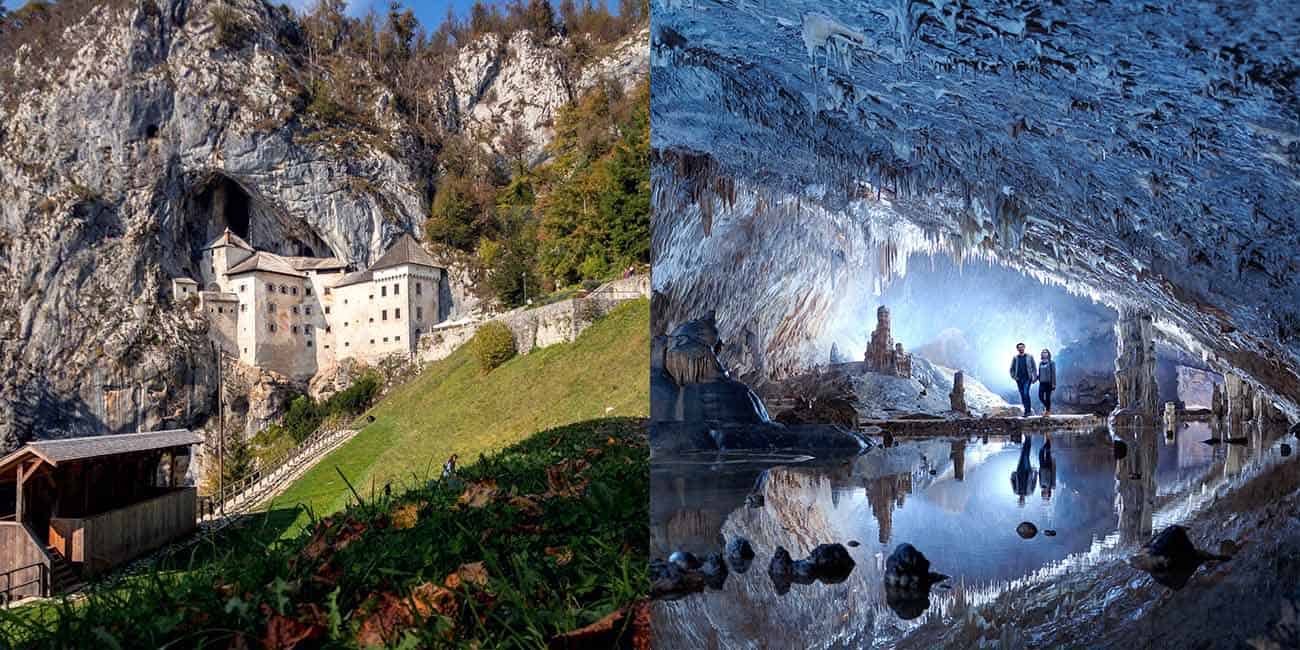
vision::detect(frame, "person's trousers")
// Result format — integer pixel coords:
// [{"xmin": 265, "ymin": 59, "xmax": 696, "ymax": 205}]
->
[
  {"xmin": 1017, "ymin": 380, "xmax": 1033, "ymax": 415},
  {"xmin": 1039, "ymin": 383, "xmax": 1054, "ymax": 412}
]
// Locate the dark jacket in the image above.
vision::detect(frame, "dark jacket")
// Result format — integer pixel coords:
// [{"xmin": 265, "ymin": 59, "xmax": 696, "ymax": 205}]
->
[
  {"xmin": 1038, "ymin": 360, "xmax": 1056, "ymax": 387},
  {"xmin": 1010, "ymin": 353, "xmax": 1038, "ymax": 383}
]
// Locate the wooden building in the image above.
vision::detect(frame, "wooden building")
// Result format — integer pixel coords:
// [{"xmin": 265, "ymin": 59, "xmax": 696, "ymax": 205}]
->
[{"xmin": 0, "ymin": 429, "xmax": 201, "ymax": 602}]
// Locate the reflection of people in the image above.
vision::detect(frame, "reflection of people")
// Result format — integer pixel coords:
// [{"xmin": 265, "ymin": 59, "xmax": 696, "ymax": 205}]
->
[
  {"xmin": 1010, "ymin": 438, "xmax": 1038, "ymax": 505},
  {"xmin": 1009, "ymin": 342, "xmax": 1038, "ymax": 416},
  {"xmin": 1038, "ymin": 435, "xmax": 1056, "ymax": 501},
  {"xmin": 1038, "ymin": 349, "xmax": 1057, "ymax": 417}
]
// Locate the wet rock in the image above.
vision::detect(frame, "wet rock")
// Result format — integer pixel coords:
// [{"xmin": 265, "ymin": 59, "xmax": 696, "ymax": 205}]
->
[
  {"xmin": 1114, "ymin": 439, "xmax": 1129, "ymax": 460},
  {"xmin": 669, "ymin": 551, "xmax": 701, "ymax": 571},
  {"xmin": 650, "ymin": 559, "xmax": 705, "ymax": 600},
  {"xmin": 847, "ymin": 540, "xmax": 861, "ymax": 547},
  {"xmin": 725, "ymin": 537, "xmax": 755, "ymax": 573},
  {"xmin": 1128, "ymin": 525, "xmax": 1230, "ymax": 590},
  {"xmin": 949, "ymin": 370, "xmax": 969, "ymax": 414},
  {"xmin": 1044, "ymin": 529, "xmax": 1058, "ymax": 537},
  {"xmin": 807, "ymin": 544, "xmax": 856, "ymax": 584},
  {"xmin": 768, "ymin": 546, "xmax": 795, "ymax": 595},
  {"xmin": 883, "ymin": 543, "xmax": 948, "ymax": 620},
  {"xmin": 1017, "ymin": 522, "xmax": 1039, "ymax": 539},
  {"xmin": 700, "ymin": 553, "xmax": 728, "ymax": 589},
  {"xmin": 1282, "ymin": 443, "xmax": 1293, "ymax": 457}
]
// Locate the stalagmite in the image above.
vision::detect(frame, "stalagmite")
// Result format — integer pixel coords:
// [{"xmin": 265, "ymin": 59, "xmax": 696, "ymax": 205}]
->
[
  {"xmin": 1114, "ymin": 307, "xmax": 1160, "ymax": 415},
  {"xmin": 864, "ymin": 306, "xmax": 912, "ymax": 378},
  {"xmin": 949, "ymin": 370, "xmax": 968, "ymax": 414}
]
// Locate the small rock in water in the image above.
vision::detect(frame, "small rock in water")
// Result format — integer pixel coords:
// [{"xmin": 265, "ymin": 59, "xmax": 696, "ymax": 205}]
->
[
  {"xmin": 725, "ymin": 537, "xmax": 755, "ymax": 573},
  {"xmin": 847, "ymin": 540, "xmax": 861, "ymax": 547},
  {"xmin": 1129, "ymin": 525, "xmax": 1230, "ymax": 590},
  {"xmin": 769, "ymin": 546, "xmax": 795, "ymax": 595},
  {"xmin": 883, "ymin": 543, "xmax": 947, "ymax": 620},
  {"xmin": 1017, "ymin": 522, "xmax": 1038, "ymax": 539},
  {"xmin": 700, "ymin": 553, "xmax": 729, "ymax": 589},
  {"xmin": 1044, "ymin": 529, "xmax": 1058, "ymax": 537},
  {"xmin": 1282, "ymin": 443, "xmax": 1292, "ymax": 457},
  {"xmin": 669, "ymin": 551, "xmax": 701, "ymax": 571},
  {"xmin": 808, "ymin": 543, "xmax": 856, "ymax": 583}
]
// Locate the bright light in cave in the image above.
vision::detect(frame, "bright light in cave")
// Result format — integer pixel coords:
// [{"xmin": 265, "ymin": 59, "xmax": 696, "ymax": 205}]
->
[{"xmin": 824, "ymin": 253, "xmax": 1117, "ymax": 398}]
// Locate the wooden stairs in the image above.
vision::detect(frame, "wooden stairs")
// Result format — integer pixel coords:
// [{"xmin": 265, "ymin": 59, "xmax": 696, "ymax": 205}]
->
[{"xmin": 45, "ymin": 546, "xmax": 82, "ymax": 594}]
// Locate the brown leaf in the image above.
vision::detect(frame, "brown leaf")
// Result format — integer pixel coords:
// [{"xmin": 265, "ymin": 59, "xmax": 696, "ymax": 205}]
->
[
  {"xmin": 456, "ymin": 562, "xmax": 489, "ymax": 588},
  {"xmin": 548, "ymin": 600, "xmax": 651, "ymax": 650},
  {"xmin": 545, "ymin": 459, "xmax": 592, "ymax": 498},
  {"xmin": 262, "ymin": 614, "xmax": 323, "ymax": 650},
  {"xmin": 457, "ymin": 480, "xmax": 499, "ymax": 508},
  {"xmin": 545, "ymin": 546, "xmax": 574, "ymax": 566},
  {"xmin": 391, "ymin": 503, "xmax": 421, "ymax": 530},
  {"xmin": 355, "ymin": 584, "xmax": 457, "ymax": 647},
  {"xmin": 507, "ymin": 495, "xmax": 542, "ymax": 517}
]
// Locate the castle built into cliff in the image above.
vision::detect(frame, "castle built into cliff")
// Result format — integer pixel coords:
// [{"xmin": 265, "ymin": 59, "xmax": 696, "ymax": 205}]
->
[{"xmin": 173, "ymin": 229, "xmax": 445, "ymax": 379}]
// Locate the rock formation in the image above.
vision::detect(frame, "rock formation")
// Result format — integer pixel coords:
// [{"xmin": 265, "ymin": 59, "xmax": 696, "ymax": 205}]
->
[
  {"xmin": 1114, "ymin": 308, "xmax": 1160, "ymax": 416},
  {"xmin": 864, "ymin": 306, "xmax": 912, "ymax": 378},
  {"xmin": 650, "ymin": 0, "xmax": 1300, "ymax": 420},
  {"xmin": 0, "ymin": 0, "xmax": 646, "ymax": 449},
  {"xmin": 949, "ymin": 370, "xmax": 968, "ymax": 414}
]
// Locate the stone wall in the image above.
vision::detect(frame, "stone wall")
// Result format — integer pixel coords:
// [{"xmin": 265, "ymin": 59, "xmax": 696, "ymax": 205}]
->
[{"xmin": 418, "ymin": 275, "xmax": 650, "ymax": 363}]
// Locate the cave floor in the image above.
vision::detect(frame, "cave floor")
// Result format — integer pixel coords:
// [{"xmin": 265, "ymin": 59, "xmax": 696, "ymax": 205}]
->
[{"xmin": 650, "ymin": 419, "xmax": 1298, "ymax": 649}]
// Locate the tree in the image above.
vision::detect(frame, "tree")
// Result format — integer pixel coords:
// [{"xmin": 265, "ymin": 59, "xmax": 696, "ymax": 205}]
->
[
  {"xmin": 499, "ymin": 121, "xmax": 535, "ymax": 176},
  {"xmin": 526, "ymin": 0, "xmax": 556, "ymax": 41}
]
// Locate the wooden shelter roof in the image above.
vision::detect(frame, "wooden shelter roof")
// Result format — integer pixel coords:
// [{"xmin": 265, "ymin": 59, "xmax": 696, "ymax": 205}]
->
[{"xmin": 0, "ymin": 429, "xmax": 201, "ymax": 477}]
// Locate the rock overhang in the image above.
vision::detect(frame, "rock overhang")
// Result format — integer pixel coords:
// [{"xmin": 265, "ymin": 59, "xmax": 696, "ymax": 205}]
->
[{"xmin": 650, "ymin": 0, "xmax": 1300, "ymax": 414}]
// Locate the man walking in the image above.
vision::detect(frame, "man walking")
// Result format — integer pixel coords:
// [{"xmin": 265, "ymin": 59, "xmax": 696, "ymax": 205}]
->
[{"xmin": 1009, "ymin": 342, "xmax": 1038, "ymax": 416}]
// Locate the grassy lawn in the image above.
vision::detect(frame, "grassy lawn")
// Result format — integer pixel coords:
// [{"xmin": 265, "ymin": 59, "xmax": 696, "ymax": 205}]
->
[
  {"xmin": 265, "ymin": 298, "xmax": 650, "ymax": 538},
  {"xmin": 0, "ymin": 418, "xmax": 650, "ymax": 649}
]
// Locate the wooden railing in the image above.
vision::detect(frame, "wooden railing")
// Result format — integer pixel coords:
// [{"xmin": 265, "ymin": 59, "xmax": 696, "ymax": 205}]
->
[
  {"xmin": 0, "ymin": 521, "xmax": 51, "ymax": 604},
  {"xmin": 199, "ymin": 426, "xmax": 358, "ymax": 521},
  {"xmin": 0, "ymin": 561, "xmax": 47, "ymax": 606}
]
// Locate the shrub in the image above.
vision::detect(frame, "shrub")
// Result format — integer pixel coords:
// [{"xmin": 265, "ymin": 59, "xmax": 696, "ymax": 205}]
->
[
  {"xmin": 326, "ymin": 371, "xmax": 383, "ymax": 414},
  {"xmin": 471, "ymin": 321, "xmax": 516, "ymax": 371},
  {"xmin": 209, "ymin": 3, "xmax": 252, "ymax": 49}
]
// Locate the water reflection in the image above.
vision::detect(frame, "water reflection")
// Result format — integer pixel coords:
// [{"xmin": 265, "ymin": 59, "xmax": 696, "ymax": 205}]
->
[{"xmin": 651, "ymin": 420, "xmax": 1295, "ymax": 649}]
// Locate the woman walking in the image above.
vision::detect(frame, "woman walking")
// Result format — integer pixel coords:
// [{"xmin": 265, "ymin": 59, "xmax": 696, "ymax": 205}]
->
[{"xmin": 1038, "ymin": 348, "xmax": 1057, "ymax": 417}]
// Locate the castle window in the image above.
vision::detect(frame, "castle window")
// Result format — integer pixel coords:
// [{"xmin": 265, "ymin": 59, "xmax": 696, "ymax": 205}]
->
[
  {"xmin": 395, "ymin": 308, "xmax": 400, "ymax": 320},
  {"xmin": 268, "ymin": 323, "xmax": 277, "ymax": 332},
  {"xmin": 370, "ymin": 339, "xmax": 375, "ymax": 345},
  {"xmin": 395, "ymin": 335, "xmax": 400, "ymax": 342},
  {"xmin": 416, "ymin": 306, "xmax": 422, "ymax": 321},
  {"xmin": 307, "ymin": 340, "xmax": 314, "ymax": 348},
  {"xmin": 268, "ymin": 303, "xmax": 276, "ymax": 313},
  {"xmin": 291, "ymin": 287, "xmax": 298, "ymax": 295},
  {"xmin": 305, "ymin": 287, "xmax": 312, "ymax": 296},
  {"xmin": 304, "ymin": 325, "xmax": 312, "ymax": 334},
  {"xmin": 415, "ymin": 329, "xmax": 421, "ymax": 337},
  {"xmin": 305, "ymin": 306, "xmax": 312, "ymax": 315},
  {"xmin": 369, "ymin": 294, "xmax": 374, "ymax": 300},
  {"xmin": 324, "ymin": 287, "xmax": 331, "ymax": 295},
  {"xmin": 324, "ymin": 344, "xmax": 330, "ymax": 349},
  {"xmin": 217, "ymin": 306, "xmax": 224, "ymax": 314},
  {"xmin": 240, "ymin": 304, "xmax": 247, "ymax": 312},
  {"xmin": 324, "ymin": 306, "xmax": 330, "ymax": 314},
  {"xmin": 280, "ymin": 285, "xmax": 288, "ymax": 294},
  {"xmin": 394, "ymin": 284, "xmax": 400, "ymax": 295},
  {"xmin": 292, "ymin": 306, "xmax": 299, "ymax": 314},
  {"xmin": 292, "ymin": 325, "xmax": 299, "ymax": 334},
  {"xmin": 344, "ymin": 342, "xmax": 350, "ymax": 347},
  {"xmin": 383, "ymin": 337, "xmax": 388, "ymax": 343},
  {"xmin": 382, "ymin": 310, "xmax": 387, "ymax": 321},
  {"xmin": 381, "ymin": 286, "xmax": 387, "ymax": 297},
  {"xmin": 325, "ymin": 326, "xmax": 331, "ymax": 333},
  {"xmin": 266, "ymin": 283, "xmax": 274, "ymax": 292},
  {"xmin": 240, "ymin": 284, "xmax": 246, "ymax": 292},
  {"xmin": 243, "ymin": 347, "xmax": 248, "ymax": 354},
  {"xmin": 369, "ymin": 317, "xmax": 374, "ymax": 323},
  {"xmin": 415, "ymin": 282, "xmax": 422, "ymax": 295}
]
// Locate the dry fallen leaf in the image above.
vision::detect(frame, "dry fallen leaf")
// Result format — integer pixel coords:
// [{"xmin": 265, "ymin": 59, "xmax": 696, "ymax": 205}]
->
[
  {"xmin": 458, "ymin": 480, "xmax": 499, "ymax": 508},
  {"xmin": 455, "ymin": 562, "xmax": 489, "ymax": 588},
  {"xmin": 547, "ymin": 600, "xmax": 651, "ymax": 650},
  {"xmin": 262, "ymin": 613, "xmax": 323, "ymax": 650},
  {"xmin": 391, "ymin": 503, "xmax": 421, "ymax": 530},
  {"xmin": 545, "ymin": 546, "xmax": 574, "ymax": 566},
  {"xmin": 356, "ymin": 583, "xmax": 457, "ymax": 647}
]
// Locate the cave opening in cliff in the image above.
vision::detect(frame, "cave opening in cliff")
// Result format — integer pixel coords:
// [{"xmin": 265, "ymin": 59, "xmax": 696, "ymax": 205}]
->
[{"xmin": 179, "ymin": 172, "xmax": 333, "ymax": 263}]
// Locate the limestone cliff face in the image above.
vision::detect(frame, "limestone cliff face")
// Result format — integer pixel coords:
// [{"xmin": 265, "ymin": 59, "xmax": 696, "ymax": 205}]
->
[{"xmin": 0, "ymin": 0, "xmax": 646, "ymax": 449}]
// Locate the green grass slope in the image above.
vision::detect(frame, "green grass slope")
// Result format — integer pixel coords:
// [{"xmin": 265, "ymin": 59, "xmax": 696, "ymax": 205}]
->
[
  {"xmin": 268, "ymin": 298, "xmax": 650, "ymax": 533},
  {"xmin": 1, "ymin": 418, "xmax": 650, "ymax": 649}
]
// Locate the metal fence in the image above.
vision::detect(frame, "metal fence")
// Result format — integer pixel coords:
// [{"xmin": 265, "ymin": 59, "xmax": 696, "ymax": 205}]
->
[{"xmin": 198, "ymin": 426, "xmax": 356, "ymax": 520}]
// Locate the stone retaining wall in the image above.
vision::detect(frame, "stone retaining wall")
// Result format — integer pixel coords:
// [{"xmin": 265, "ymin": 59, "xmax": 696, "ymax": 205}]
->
[{"xmin": 417, "ymin": 275, "xmax": 649, "ymax": 363}]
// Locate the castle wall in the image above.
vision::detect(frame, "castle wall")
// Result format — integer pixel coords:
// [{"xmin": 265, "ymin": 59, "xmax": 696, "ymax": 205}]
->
[
  {"xmin": 201, "ymin": 291, "xmax": 239, "ymax": 355},
  {"xmin": 238, "ymin": 270, "xmax": 318, "ymax": 379}
]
